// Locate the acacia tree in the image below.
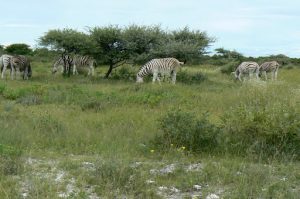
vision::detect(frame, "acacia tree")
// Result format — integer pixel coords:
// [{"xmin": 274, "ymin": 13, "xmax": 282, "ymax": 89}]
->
[
  {"xmin": 152, "ymin": 27, "xmax": 214, "ymax": 63},
  {"xmin": 39, "ymin": 29, "xmax": 93, "ymax": 76},
  {"xmin": 89, "ymin": 25, "xmax": 131, "ymax": 78}
]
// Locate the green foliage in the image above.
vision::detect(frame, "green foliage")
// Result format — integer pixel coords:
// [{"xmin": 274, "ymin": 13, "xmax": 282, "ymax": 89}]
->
[
  {"xmin": 215, "ymin": 48, "xmax": 243, "ymax": 59},
  {"xmin": 220, "ymin": 61, "xmax": 240, "ymax": 74},
  {"xmin": 81, "ymin": 100, "xmax": 106, "ymax": 112},
  {"xmin": 0, "ymin": 144, "xmax": 23, "ymax": 176},
  {"xmin": 221, "ymin": 95, "xmax": 300, "ymax": 160},
  {"xmin": 39, "ymin": 29, "xmax": 93, "ymax": 54},
  {"xmin": 5, "ymin": 43, "xmax": 32, "ymax": 55},
  {"xmin": 110, "ymin": 66, "xmax": 136, "ymax": 81},
  {"xmin": 176, "ymin": 70, "xmax": 207, "ymax": 84},
  {"xmin": 153, "ymin": 110, "xmax": 219, "ymax": 152},
  {"xmin": 91, "ymin": 159, "xmax": 151, "ymax": 197},
  {"xmin": 16, "ymin": 95, "xmax": 41, "ymax": 106}
]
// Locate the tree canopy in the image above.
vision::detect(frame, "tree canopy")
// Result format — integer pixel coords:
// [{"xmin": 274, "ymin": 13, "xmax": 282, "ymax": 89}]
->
[
  {"xmin": 5, "ymin": 43, "xmax": 32, "ymax": 55},
  {"xmin": 39, "ymin": 25, "xmax": 214, "ymax": 78}
]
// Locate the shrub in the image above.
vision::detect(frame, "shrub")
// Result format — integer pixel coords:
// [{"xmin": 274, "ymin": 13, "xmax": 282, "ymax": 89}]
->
[
  {"xmin": 91, "ymin": 159, "xmax": 155, "ymax": 197},
  {"xmin": 16, "ymin": 95, "xmax": 42, "ymax": 106},
  {"xmin": 176, "ymin": 70, "xmax": 207, "ymax": 84},
  {"xmin": 81, "ymin": 100, "xmax": 105, "ymax": 112},
  {"xmin": 0, "ymin": 83, "xmax": 6, "ymax": 95},
  {"xmin": 153, "ymin": 110, "xmax": 219, "ymax": 152},
  {"xmin": 220, "ymin": 61, "xmax": 239, "ymax": 74},
  {"xmin": 221, "ymin": 103, "xmax": 300, "ymax": 160},
  {"xmin": 2, "ymin": 88, "xmax": 21, "ymax": 100},
  {"xmin": 0, "ymin": 144, "xmax": 23, "ymax": 175},
  {"xmin": 111, "ymin": 66, "xmax": 136, "ymax": 81}
]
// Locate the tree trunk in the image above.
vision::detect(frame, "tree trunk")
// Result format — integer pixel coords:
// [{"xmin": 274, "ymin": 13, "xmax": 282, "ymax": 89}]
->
[{"xmin": 105, "ymin": 64, "xmax": 114, "ymax": 78}]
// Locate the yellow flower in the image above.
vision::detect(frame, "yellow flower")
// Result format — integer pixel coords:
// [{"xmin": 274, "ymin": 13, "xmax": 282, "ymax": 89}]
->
[
  {"xmin": 181, "ymin": 146, "xmax": 186, "ymax": 150},
  {"xmin": 150, "ymin": 150, "xmax": 155, "ymax": 153}
]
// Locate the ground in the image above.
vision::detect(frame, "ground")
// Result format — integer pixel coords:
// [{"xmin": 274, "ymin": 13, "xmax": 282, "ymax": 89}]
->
[{"xmin": 0, "ymin": 63, "xmax": 299, "ymax": 198}]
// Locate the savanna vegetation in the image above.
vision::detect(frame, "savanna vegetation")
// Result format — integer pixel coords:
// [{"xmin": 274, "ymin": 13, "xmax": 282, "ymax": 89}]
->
[{"xmin": 0, "ymin": 25, "xmax": 300, "ymax": 198}]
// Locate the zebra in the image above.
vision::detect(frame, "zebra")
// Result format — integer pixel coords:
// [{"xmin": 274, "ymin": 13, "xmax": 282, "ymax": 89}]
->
[
  {"xmin": 234, "ymin": 61, "xmax": 260, "ymax": 82},
  {"xmin": 0, "ymin": 54, "xmax": 13, "ymax": 79},
  {"xmin": 136, "ymin": 58, "xmax": 184, "ymax": 84},
  {"xmin": 259, "ymin": 61, "xmax": 280, "ymax": 81},
  {"xmin": 10, "ymin": 55, "xmax": 32, "ymax": 80},
  {"xmin": 52, "ymin": 55, "xmax": 95, "ymax": 76}
]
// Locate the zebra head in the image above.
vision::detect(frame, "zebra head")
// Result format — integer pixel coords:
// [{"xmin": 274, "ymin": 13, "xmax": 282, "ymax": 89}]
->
[
  {"xmin": 136, "ymin": 74, "xmax": 143, "ymax": 83},
  {"xmin": 52, "ymin": 58, "xmax": 63, "ymax": 74}
]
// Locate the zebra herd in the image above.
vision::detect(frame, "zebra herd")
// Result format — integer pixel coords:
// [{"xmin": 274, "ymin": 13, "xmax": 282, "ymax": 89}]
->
[
  {"xmin": 234, "ymin": 61, "xmax": 280, "ymax": 81},
  {"xmin": 0, "ymin": 53, "xmax": 280, "ymax": 84},
  {"xmin": 0, "ymin": 54, "xmax": 32, "ymax": 80}
]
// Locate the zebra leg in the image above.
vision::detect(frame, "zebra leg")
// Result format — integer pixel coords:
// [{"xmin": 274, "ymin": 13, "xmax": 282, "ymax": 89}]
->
[
  {"xmin": 91, "ymin": 66, "xmax": 95, "ymax": 76},
  {"xmin": 238, "ymin": 73, "xmax": 243, "ymax": 82},
  {"xmin": 249, "ymin": 72, "xmax": 253, "ymax": 81},
  {"xmin": 171, "ymin": 71, "xmax": 177, "ymax": 84},
  {"xmin": 264, "ymin": 71, "xmax": 267, "ymax": 81},
  {"xmin": 1, "ymin": 65, "xmax": 6, "ymax": 79},
  {"xmin": 274, "ymin": 70, "xmax": 278, "ymax": 81},
  {"xmin": 73, "ymin": 64, "xmax": 77, "ymax": 75},
  {"xmin": 11, "ymin": 67, "xmax": 15, "ymax": 80},
  {"xmin": 152, "ymin": 71, "xmax": 158, "ymax": 83}
]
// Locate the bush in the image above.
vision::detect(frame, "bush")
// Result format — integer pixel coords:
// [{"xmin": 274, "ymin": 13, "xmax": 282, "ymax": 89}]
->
[
  {"xmin": 110, "ymin": 66, "xmax": 136, "ymax": 81},
  {"xmin": 0, "ymin": 84, "xmax": 6, "ymax": 95},
  {"xmin": 220, "ymin": 61, "xmax": 239, "ymax": 74},
  {"xmin": 176, "ymin": 70, "xmax": 207, "ymax": 84},
  {"xmin": 81, "ymin": 100, "xmax": 105, "ymax": 112},
  {"xmin": 221, "ymin": 102, "xmax": 300, "ymax": 160},
  {"xmin": 16, "ymin": 95, "xmax": 42, "ymax": 106},
  {"xmin": 91, "ymin": 159, "xmax": 155, "ymax": 197},
  {"xmin": 0, "ymin": 144, "xmax": 23, "ymax": 175},
  {"xmin": 153, "ymin": 110, "xmax": 219, "ymax": 152}
]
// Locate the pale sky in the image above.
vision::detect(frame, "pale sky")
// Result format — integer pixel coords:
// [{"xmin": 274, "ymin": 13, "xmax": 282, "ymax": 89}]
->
[{"xmin": 1, "ymin": 0, "xmax": 300, "ymax": 57}]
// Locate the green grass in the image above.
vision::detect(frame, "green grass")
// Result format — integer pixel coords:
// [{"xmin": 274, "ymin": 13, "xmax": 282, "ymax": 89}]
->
[{"xmin": 0, "ymin": 63, "xmax": 299, "ymax": 198}]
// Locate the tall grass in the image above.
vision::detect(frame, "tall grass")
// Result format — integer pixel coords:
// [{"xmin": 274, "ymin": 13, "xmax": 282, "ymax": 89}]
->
[{"xmin": 0, "ymin": 63, "xmax": 299, "ymax": 198}]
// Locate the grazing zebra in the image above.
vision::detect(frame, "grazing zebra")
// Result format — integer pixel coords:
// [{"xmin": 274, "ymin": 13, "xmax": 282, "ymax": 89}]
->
[
  {"xmin": 234, "ymin": 61, "xmax": 260, "ymax": 82},
  {"xmin": 0, "ymin": 54, "xmax": 13, "ymax": 79},
  {"xmin": 52, "ymin": 55, "xmax": 95, "ymax": 76},
  {"xmin": 260, "ymin": 61, "xmax": 280, "ymax": 80},
  {"xmin": 10, "ymin": 55, "xmax": 32, "ymax": 80},
  {"xmin": 136, "ymin": 58, "xmax": 184, "ymax": 84}
]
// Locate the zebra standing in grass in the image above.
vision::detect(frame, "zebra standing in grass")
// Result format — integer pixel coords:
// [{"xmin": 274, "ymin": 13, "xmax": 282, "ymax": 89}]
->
[
  {"xmin": 260, "ymin": 61, "xmax": 280, "ymax": 81},
  {"xmin": 136, "ymin": 58, "xmax": 184, "ymax": 84},
  {"xmin": 10, "ymin": 55, "xmax": 32, "ymax": 80},
  {"xmin": 52, "ymin": 55, "xmax": 95, "ymax": 76},
  {"xmin": 0, "ymin": 54, "xmax": 13, "ymax": 79},
  {"xmin": 234, "ymin": 61, "xmax": 260, "ymax": 82}
]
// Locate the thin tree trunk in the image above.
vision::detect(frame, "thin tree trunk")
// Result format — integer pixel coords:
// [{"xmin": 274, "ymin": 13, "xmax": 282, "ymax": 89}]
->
[{"xmin": 105, "ymin": 64, "xmax": 114, "ymax": 78}]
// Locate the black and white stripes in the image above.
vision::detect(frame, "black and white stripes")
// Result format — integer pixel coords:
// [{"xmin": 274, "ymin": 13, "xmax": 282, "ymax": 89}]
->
[
  {"xmin": 234, "ymin": 61, "xmax": 260, "ymax": 81},
  {"xmin": 52, "ymin": 55, "xmax": 95, "ymax": 76},
  {"xmin": 10, "ymin": 55, "xmax": 32, "ymax": 80},
  {"xmin": 136, "ymin": 58, "xmax": 184, "ymax": 84},
  {"xmin": 1, "ymin": 54, "xmax": 31, "ymax": 80},
  {"xmin": 260, "ymin": 61, "xmax": 280, "ymax": 80}
]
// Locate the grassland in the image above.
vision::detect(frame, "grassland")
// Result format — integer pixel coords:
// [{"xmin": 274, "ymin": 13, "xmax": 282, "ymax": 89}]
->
[{"xmin": 0, "ymin": 62, "xmax": 299, "ymax": 198}]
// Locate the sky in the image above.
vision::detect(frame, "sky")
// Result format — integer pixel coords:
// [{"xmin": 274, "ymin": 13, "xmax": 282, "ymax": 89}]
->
[{"xmin": 1, "ymin": 0, "xmax": 300, "ymax": 57}]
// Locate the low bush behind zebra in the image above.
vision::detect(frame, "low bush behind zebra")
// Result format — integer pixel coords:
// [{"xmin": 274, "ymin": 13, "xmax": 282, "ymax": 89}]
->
[{"xmin": 136, "ymin": 57, "xmax": 184, "ymax": 84}]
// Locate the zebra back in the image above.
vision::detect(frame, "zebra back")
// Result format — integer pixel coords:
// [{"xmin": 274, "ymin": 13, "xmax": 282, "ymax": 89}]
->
[
  {"xmin": 73, "ymin": 55, "xmax": 94, "ymax": 67},
  {"xmin": 260, "ymin": 61, "xmax": 279, "ymax": 72},
  {"xmin": 137, "ymin": 57, "xmax": 183, "ymax": 78}
]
